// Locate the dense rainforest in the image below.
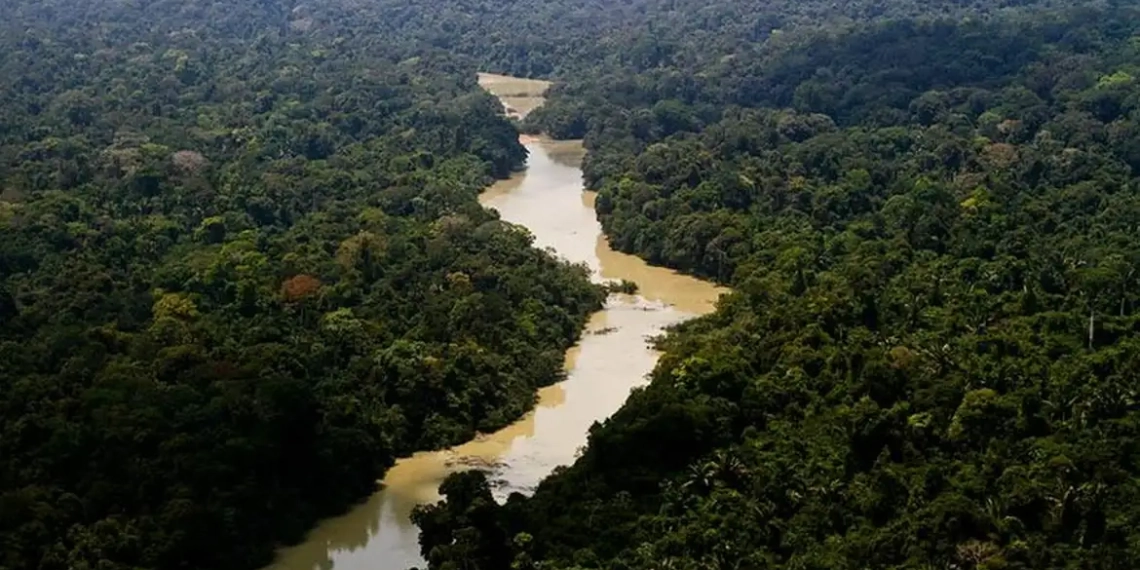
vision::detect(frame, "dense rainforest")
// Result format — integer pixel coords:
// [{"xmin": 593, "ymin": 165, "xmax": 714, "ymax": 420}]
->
[
  {"xmin": 7, "ymin": 0, "xmax": 1140, "ymax": 568},
  {"xmin": 410, "ymin": 1, "xmax": 1140, "ymax": 570},
  {"xmin": 0, "ymin": 1, "xmax": 606, "ymax": 569}
]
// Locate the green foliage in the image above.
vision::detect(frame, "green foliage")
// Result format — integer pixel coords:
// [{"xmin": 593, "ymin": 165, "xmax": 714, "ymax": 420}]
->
[
  {"xmin": 0, "ymin": 1, "xmax": 605, "ymax": 569},
  {"xmin": 415, "ymin": 3, "xmax": 1140, "ymax": 570}
]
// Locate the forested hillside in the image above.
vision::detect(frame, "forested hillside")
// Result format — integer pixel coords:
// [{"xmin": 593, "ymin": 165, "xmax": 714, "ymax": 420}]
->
[
  {"xmin": 340, "ymin": 0, "xmax": 1088, "ymax": 78},
  {"xmin": 412, "ymin": 2, "xmax": 1140, "ymax": 570},
  {"xmin": 0, "ymin": 1, "xmax": 605, "ymax": 569}
]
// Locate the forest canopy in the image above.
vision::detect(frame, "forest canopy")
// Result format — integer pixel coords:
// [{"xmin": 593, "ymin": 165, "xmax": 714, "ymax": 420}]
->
[
  {"xmin": 0, "ymin": 1, "xmax": 604, "ymax": 569},
  {"xmin": 6, "ymin": 0, "xmax": 1140, "ymax": 568},
  {"xmin": 410, "ymin": 2, "xmax": 1140, "ymax": 570}
]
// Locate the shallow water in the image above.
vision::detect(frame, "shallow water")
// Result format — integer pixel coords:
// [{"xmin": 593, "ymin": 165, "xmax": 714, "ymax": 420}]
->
[
  {"xmin": 475, "ymin": 72, "xmax": 550, "ymax": 119},
  {"xmin": 265, "ymin": 76, "xmax": 725, "ymax": 570}
]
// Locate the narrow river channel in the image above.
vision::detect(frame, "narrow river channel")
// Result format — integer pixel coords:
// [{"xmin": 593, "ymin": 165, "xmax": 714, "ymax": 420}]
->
[{"xmin": 266, "ymin": 73, "xmax": 725, "ymax": 570}]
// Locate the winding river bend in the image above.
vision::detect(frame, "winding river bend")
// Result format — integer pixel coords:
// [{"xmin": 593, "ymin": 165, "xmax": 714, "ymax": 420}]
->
[{"xmin": 267, "ymin": 73, "xmax": 725, "ymax": 570}]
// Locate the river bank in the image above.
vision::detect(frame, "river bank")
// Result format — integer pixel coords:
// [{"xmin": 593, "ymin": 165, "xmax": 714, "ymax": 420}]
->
[{"xmin": 265, "ymin": 73, "xmax": 725, "ymax": 570}]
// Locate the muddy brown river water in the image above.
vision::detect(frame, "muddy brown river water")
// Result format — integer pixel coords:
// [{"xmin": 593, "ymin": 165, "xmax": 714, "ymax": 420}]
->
[{"xmin": 266, "ymin": 73, "xmax": 725, "ymax": 570}]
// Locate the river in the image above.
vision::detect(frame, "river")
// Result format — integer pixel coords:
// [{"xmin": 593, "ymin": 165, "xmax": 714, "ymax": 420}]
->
[{"xmin": 266, "ymin": 73, "xmax": 725, "ymax": 570}]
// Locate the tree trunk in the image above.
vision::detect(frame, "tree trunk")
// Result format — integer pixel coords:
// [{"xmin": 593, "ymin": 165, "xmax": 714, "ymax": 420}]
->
[{"xmin": 1088, "ymin": 310, "xmax": 1095, "ymax": 350}]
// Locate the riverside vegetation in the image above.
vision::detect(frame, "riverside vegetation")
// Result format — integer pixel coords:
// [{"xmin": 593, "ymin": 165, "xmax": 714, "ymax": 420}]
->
[
  {"xmin": 0, "ymin": 1, "xmax": 605, "ymax": 569},
  {"xmin": 406, "ymin": 2, "xmax": 1140, "ymax": 570}
]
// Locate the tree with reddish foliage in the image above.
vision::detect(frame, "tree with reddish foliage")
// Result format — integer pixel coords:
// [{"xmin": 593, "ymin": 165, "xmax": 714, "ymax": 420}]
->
[{"xmin": 280, "ymin": 274, "xmax": 322, "ymax": 302}]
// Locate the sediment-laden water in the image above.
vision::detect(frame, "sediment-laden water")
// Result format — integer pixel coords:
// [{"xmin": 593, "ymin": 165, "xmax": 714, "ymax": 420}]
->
[{"xmin": 266, "ymin": 73, "xmax": 725, "ymax": 570}]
